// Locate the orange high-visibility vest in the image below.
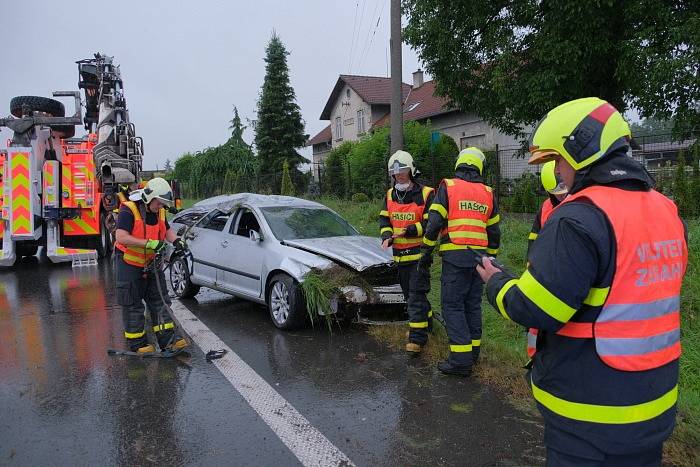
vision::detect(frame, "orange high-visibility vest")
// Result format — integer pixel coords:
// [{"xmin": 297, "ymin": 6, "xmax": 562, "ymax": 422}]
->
[
  {"xmin": 539, "ymin": 198, "xmax": 554, "ymax": 226},
  {"xmin": 556, "ymin": 186, "xmax": 687, "ymax": 371},
  {"xmin": 386, "ymin": 186, "xmax": 434, "ymax": 251},
  {"xmin": 441, "ymin": 178, "xmax": 494, "ymax": 247},
  {"xmin": 526, "ymin": 328, "xmax": 538, "ymax": 358},
  {"xmin": 115, "ymin": 201, "xmax": 167, "ymax": 267}
]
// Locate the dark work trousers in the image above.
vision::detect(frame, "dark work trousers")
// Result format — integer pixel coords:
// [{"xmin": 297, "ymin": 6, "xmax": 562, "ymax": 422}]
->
[
  {"xmin": 399, "ymin": 264, "xmax": 433, "ymax": 338},
  {"xmin": 545, "ymin": 426, "xmax": 662, "ymax": 466},
  {"xmin": 115, "ymin": 257, "xmax": 174, "ymax": 351},
  {"xmin": 440, "ymin": 261, "xmax": 483, "ymax": 368},
  {"xmin": 406, "ymin": 264, "xmax": 433, "ymax": 345}
]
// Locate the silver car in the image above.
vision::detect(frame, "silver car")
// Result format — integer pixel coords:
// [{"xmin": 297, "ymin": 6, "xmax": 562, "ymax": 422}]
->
[{"xmin": 167, "ymin": 194, "xmax": 405, "ymax": 329}]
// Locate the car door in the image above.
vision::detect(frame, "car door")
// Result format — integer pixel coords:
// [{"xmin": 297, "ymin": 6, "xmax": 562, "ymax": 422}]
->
[
  {"xmin": 185, "ymin": 209, "xmax": 232, "ymax": 286},
  {"xmin": 219, "ymin": 207, "xmax": 266, "ymax": 299}
]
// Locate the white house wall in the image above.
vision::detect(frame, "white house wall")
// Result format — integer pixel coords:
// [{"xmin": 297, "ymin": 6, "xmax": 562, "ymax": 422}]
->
[{"xmin": 329, "ymin": 85, "xmax": 372, "ymax": 147}]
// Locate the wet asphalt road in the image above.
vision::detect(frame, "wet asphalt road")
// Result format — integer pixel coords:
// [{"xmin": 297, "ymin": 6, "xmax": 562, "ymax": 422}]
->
[{"xmin": 0, "ymin": 258, "xmax": 544, "ymax": 466}]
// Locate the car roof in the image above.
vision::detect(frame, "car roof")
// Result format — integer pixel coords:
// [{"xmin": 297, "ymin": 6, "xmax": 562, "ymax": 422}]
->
[{"xmin": 193, "ymin": 193, "xmax": 326, "ymax": 212}]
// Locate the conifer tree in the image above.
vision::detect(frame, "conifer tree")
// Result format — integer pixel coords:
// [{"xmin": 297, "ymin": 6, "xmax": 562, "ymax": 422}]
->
[{"xmin": 254, "ymin": 32, "xmax": 306, "ymax": 193}]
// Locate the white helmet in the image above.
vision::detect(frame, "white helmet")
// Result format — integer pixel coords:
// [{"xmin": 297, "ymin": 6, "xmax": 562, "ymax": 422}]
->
[
  {"xmin": 387, "ymin": 150, "xmax": 417, "ymax": 176},
  {"xmin": 141, "ymin": 177, "xmax": 174, "ymax": 206}
]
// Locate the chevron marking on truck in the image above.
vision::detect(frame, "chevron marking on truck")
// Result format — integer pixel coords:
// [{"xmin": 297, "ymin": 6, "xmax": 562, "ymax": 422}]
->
[
  {"xmin": 11, "ymin": 152, "xmax": 31, "ymax": 235},
  {"xmin": 43, "ymin": 162, "xmax": 57, "ymax": 207},
  {"xmin": 64, "ymin": 215, "xmax": 98, "ymax": 235},
  {"xmin": 56, "ymin": 247, "xmax": 92, "ymax": 255},
  {"xmin": 61, "ymin": 163, "xmax": 72, "ymax": 205}
]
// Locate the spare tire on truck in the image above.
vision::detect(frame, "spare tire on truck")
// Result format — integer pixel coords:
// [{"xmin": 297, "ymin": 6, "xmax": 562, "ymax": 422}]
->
[{"xmin": 10, "ymin": 96, "xmax": 65, "ymax": 118}]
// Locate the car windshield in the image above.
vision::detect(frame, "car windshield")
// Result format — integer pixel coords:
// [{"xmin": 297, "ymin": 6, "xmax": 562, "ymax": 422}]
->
[{"xmin": 260, "ymin": 206, "xmax": 359, "ymax": 240}]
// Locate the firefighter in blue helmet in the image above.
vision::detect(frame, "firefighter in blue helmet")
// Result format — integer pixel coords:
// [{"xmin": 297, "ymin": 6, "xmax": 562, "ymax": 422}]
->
[
  {"xmin": 420, "ymin": 147, "xmax": 500, "ymax": 376},
  {"xmin": 478, "ymin": 97, "xmax": 687, "ymax": 465}
]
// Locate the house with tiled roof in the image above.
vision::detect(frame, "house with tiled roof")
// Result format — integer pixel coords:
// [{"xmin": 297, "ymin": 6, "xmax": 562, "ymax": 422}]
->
[{"xmin": 307, "ymin": 70, "xmax": 526, "ymax": 180}]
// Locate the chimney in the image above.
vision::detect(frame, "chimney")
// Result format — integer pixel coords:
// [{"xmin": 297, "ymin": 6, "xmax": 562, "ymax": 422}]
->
[{"xmin": 412, "ymin": 69, "xmax": 424, "ymax": 89}]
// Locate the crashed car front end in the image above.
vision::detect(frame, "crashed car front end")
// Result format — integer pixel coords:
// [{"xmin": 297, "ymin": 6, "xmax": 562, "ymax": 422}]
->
[{"xmin": 282, "ymin": 236, "xmax": 406, "ymax": 319}]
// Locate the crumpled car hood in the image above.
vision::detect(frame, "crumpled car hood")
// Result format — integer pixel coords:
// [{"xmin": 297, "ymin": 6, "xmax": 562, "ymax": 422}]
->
[{"xmin": 282, "ymin": 236, "xmax": 393, "ymax": 271}]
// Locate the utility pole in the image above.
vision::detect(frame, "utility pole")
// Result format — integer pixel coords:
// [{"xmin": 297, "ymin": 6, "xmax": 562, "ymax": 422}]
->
[{"xmin": 390, "ymin": 0, "xmax": 403, "ymax": 154}]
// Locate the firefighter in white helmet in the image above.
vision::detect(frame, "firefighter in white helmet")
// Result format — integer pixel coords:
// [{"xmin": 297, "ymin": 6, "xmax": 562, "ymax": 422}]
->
[
  {"xmin": 114, "ymin": 177, "xmax": 187, "ymax": 354},
  {"xmin": 379, "ymin": 150, "xmax": 435, "ymax": 353}
]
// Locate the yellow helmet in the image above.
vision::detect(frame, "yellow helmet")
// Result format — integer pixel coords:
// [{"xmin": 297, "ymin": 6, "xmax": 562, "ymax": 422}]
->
[
  {"xmin": 528, "ymin": 97, "xmax": 632, "ymax": 169},
  {"xmin": 141, "ymin": 177, "xmax": 174, "ymax": 206},
  {"xmin": 540, "ymin": 160, "xmax": 568, "ymax": 195},
  {"xmin": 455, "ymin": 147, "xmax": 485, "ymax": 174},
  {"xmin": 387, "ymin": 150, "xmax": 417, "ymax": 176}
]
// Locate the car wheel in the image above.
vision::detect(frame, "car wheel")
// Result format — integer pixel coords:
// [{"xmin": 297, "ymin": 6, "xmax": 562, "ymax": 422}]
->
[
  {"xmin": 267, "ymin": 273, "xmax": 307, "ymax": 330},
  {"xmin": 170, "ymin": 255, "xmax": 200, "ymax": 299}
]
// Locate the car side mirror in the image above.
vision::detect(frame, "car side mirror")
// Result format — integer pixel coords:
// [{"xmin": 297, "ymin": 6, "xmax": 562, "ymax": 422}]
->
[{"xmin": 249, "ymin": 230, "xmax": 262, "ymax": 242}]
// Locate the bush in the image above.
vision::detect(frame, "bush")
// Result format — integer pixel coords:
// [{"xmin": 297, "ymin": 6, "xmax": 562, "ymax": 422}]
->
[
  {"xmin": 280, "ymin": 159, "xmax": 295, "ymax": 196},
  {"xmin": 322, "ymin": 142, "xmax": 351, "ymax": 197},
  {"xmin": 673, "ymin": 150, "xmax": 695, "ymax": 218},
  {"xmin": 508, "ymin": 173, "xmax": 540, "ymax": 213},
  {"xmin": 351, "ymin": 192, "xmax": 369, "ymax": 203},
  {"xmin": 346, "ymin": 121, "xmax": 460, "ymax": 197}
]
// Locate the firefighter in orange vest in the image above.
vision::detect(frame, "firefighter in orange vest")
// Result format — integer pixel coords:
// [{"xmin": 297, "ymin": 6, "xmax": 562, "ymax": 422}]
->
[
  {"xmin": 379, "ymin": 150, "xmax": 435, "ymax": 352},
  {"xmin": 114, "ymin": 177, "xmax": 187, "ymax": 354},
  {"xmin": 420, "ymin": 147, "xmax": 501, "ymax": 376},
  {"xmin": 525, "ymin": 161, "xmax": 569, "ymax": 360},
  {"xmin": 478, "ymin": 97, "xmax": 688, "ymax": 465}
]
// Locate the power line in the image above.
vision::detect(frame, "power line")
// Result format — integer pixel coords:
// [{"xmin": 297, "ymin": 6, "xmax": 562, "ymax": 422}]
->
[
  {"xmin": 357, "ymin": 0, "xmax": 386, "ymax": 74},
  {"xmin": 347, "ymin": 1, "xmax": 360, "ymax": 73},
  {"xmin": 354, "ymin": 0, "xmax": 380, "ymax": 74},
  {"xmin": 349, "ymin": 0, "xmax": 368, "ymax": 74}
]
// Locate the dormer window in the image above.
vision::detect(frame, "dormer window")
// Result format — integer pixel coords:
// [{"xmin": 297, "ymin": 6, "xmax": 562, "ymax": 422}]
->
[{"xmin": 404, "ymin": 102, "xmax": 421, "ymax": 113}]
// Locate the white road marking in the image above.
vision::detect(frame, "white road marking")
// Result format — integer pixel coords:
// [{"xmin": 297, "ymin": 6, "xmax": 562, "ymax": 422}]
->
[{"xmin": 170, "ymin": 300, "xmax": 354, "ymax": 467}]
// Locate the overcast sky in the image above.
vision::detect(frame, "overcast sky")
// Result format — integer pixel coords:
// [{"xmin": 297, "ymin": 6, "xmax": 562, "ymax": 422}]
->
[{"xmin": 0, "ymin": 0, "xmax": 424, "ymax": 170}]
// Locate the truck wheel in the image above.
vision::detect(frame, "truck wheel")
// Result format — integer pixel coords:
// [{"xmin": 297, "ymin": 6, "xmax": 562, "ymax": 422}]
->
[
  {"xmin": 51, "ymin": 125, "xmax": 75, "ymax": 138},
  {"xmin": 10, "ymin": 96, "xmax": 65, "ymax": 118},
  {"xmin": 95, "ymin": 213, "xmax": 113, "ymax": 258},
  {"xmin": 267, "ymin": 273, "xmax": 308, "ymax": 330},
  {"xmin": 170, "ymin": 255, "xmax": 200, "ymax": 299},
  {"xmin": 16, "ymin": 243, "xmax": 38, "ymax": 258}
]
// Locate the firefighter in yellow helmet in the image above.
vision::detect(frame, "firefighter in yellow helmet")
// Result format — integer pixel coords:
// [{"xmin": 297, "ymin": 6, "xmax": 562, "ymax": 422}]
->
[
  {"xmin": 527, "ymin": 161, "xmax": 568, "ymax": 253},
  {"xmin": 420, "ymin": 147, "xmax": 501, "ymax": 376},
  {"xmin": 379, "ymin": 150, "xmax": 435, "ymax": 352},
  {"xmin": 477, "ymin": 98, "xmax": 687, "ymax": 464},
  {"xmin": 524, "ymin": 161, "xmax": 569, "ymax": 363},
  {"xmin": 113, "ymin": 177, "xmax": 188, "ymax": 354}
]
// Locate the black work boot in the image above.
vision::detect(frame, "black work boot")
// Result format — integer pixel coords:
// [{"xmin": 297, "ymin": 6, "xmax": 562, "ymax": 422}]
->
[{"xmin": 438, "ymin": 360, "xmax": 472, "ymax": 377}]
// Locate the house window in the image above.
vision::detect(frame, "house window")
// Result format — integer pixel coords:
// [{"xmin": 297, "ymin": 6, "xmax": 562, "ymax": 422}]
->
[
  {"xmin": 335, "ymin": 116, "xmax": 342, "ymax": 140},
  {"xmin": 357, "ymin": 109, "xmax": 366, "ymax": 134}
]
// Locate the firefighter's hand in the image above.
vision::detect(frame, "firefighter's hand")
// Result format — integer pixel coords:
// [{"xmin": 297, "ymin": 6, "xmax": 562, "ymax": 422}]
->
[
  {"xmin": 145, "ymin": 239, "xmax": 166, "ymax": 252},
  {"xmin": 418, "ymin": 252, "xmax": 433, "ymax": 270},
  {"xmin": 173, "ymin": 238, "xmax": 186, "ymax": 252},
  {"xmin": 381, "ymin": 238, "xmax": 392, "ymax": 249},
  {"xmin": 476, "ymin": 256, "xmax": 501, "ymax": 283}
]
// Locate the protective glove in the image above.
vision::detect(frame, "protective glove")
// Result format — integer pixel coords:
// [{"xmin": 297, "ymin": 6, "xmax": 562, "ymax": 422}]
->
[
  {"xmin": 145, "ymin": 239, "xmax": 166, "ymax": 252},
  {"xmin": 173, "ymin": 238, "xmax": 186, "ymax": 252}
]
